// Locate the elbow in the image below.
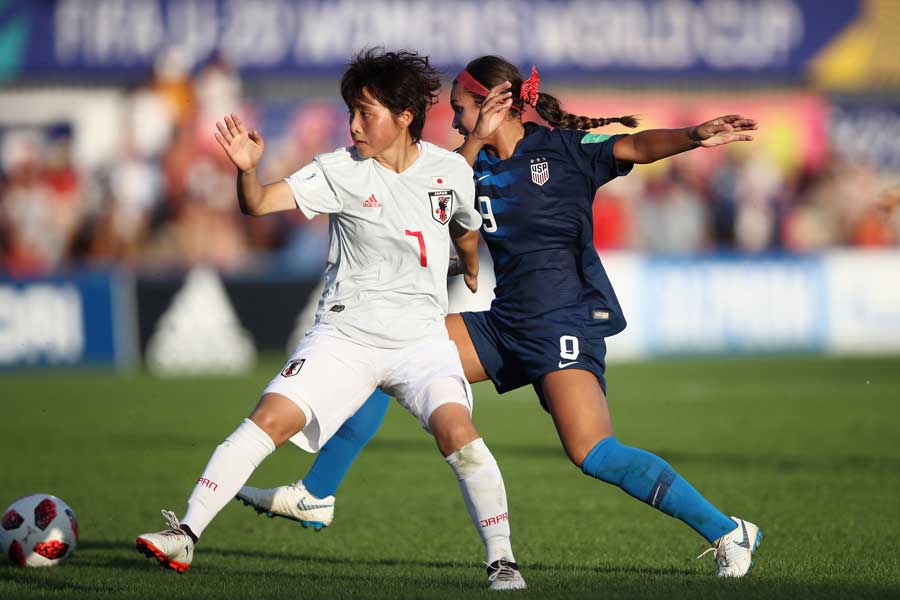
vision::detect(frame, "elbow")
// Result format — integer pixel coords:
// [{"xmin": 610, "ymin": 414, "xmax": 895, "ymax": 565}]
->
[
  {"xmin": 624, "ymin": 146, "xmax": 652, "ymax": 165},
  {"xmin": 623, "ymin": 150, "xmax": 653, "ymax": 165},
  {"xmin": 238, "ymin": 200, "xmax": 264, "ymax": 217}
]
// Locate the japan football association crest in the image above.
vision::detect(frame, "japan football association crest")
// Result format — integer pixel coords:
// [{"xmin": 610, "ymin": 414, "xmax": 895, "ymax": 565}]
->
[
  {"xmin": 281, "ymin": 358, "xmax": 305, "ymax": 377},
  {"xmin": 530, "ymin": 161, "xmax": 550, "ymax": 186},
  {"xmin": 428, "ymin": 190, "xmax": 453, "ymax": 225}
]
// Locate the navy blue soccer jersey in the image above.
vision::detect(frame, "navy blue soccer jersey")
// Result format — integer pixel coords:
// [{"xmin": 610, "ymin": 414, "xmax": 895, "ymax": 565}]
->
[{"xmin": 473, "ymin": 123, "xmax": 633, "ymax": 338}]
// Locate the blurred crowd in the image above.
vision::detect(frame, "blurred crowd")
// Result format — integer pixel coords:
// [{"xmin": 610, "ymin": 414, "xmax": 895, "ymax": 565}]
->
[
  {"xmin": 593, "ymin": 149, "xmax": 900, "ymax": 253},
  {"xmin": 2, "ymin": 56, "xmax": 899, "ymax": 278}
]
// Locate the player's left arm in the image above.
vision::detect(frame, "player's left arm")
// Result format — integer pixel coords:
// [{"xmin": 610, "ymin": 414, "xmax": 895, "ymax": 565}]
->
[
  {"xmin": 612, "ymin": 115, "xmax": 758, "ymax": 164},
  {"xmin": 450, "ymin": 223, "xmax": 479, "ymax": 293},
  {"xmin": 448, "ymin": 160, "xmax": 482, "ymax": 293}
]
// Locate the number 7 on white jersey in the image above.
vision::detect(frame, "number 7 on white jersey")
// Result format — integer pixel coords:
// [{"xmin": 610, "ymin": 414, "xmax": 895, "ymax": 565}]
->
[{"xmin": 405, "ymin": 230, "xmax": 427, "ymax": 266}]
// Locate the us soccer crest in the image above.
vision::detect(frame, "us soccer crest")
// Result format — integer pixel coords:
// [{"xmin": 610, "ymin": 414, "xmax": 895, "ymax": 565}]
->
[
  {"xmin": 530, "ymin": 161, "xmax": 550, "ymax": 186},
  {"xmin": 428, "ymin": 190, "xmax": 453, "ymax": 225},
  {"xmin": 281, "ymin": 358, "xmax": 305, "ymax": 377}
]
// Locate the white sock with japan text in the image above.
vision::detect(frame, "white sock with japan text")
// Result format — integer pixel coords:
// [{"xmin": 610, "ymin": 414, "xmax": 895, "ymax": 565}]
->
[
  {"xmin": 182, "ymin": 418, "xmax": 276, "ymax": 538},
  {"xmin": 445, "ymin": 438, "xmax": 515, "ymax": 564}
]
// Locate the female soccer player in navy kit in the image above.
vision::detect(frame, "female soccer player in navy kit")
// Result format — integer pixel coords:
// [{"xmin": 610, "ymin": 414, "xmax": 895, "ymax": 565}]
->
[{"xmin": 240, "ymin": 55, "xmax": 762, "ymax": 577}]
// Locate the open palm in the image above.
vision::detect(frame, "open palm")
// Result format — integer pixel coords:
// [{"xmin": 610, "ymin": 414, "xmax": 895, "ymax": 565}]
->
[
  {"xmin": 215, "ymin": 113, "xmax": 265, "ymax": 171},
  {"xmin": 694, "ymin": 114, "xmax": 758, "ymax": 147},
  {"xmin": 471, "ymin": 82, "xmax": 514, "ymax": 141}
]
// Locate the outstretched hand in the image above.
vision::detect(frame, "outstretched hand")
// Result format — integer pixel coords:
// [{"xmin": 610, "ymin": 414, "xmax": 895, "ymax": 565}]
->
[
  {"xmin": 692, "ymin": 115, "xmax": 758, "ymax": 147},
  {"xmin": 215, "ymin": 113, "xmax": 265, "ymax": 172},
  {"xmin": 470, "ymin": 81, "xmax": 514, "ymax": 142}
]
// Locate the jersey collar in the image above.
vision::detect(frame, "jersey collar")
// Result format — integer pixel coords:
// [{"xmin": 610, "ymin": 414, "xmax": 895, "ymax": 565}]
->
[{"xmin": 372, "ymin": 141, "xmax": 425, "ymax": 177}]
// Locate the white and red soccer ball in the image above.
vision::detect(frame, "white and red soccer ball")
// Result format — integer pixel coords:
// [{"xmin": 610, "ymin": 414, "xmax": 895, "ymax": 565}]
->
[{"xmin": 1, "ymin": 494, "xmax": 78, "ymax": 567}]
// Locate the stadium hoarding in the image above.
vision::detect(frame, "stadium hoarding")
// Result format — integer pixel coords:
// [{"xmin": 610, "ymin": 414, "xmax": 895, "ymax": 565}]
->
[
  {"xmin": 2, "ymin": 251, "xmax": 898, "ymax": 372},
  {"xmin": 134, "ymin": 267, "xmax": 322, "ymax": 374},
  {"xmin": 2, "ymin": 0, "xmax": 863, "ymax": 81},
  {"xmin": 604, "ymin": 250, "xmax": 900, "ymax": 359},
  {"xmin": 0, "ymin": 270, "xmax": 137, "ymax": 369},
  {"xmin": 639, "ymin": 254, "xmax": 828, "ymax": 356},
  {"xmin": 823, "ymin": 250, "xmax": 900, "ymax": 355},
  {"xmin": 130, "ymin": 253, "xmax": 900, "ymax": 369}
]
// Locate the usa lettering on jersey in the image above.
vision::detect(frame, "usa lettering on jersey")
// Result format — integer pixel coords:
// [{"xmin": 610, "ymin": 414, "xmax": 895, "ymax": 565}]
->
[{"xmin": 530, "ymin": 160, "xmax": 549, "ymax": 186}]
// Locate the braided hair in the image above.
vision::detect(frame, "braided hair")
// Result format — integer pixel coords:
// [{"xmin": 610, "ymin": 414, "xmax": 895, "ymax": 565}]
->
[{"xmin": 461, "ymin": 55, "xmax": 638, "ymax": 130}]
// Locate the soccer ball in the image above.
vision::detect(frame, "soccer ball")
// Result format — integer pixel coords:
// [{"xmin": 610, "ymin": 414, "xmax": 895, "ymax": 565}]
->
[{"xmin": 1, "ymin": 494, "xmax": 78, "ymax": 567}]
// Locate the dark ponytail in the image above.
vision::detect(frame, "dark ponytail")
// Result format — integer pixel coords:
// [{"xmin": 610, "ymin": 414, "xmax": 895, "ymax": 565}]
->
[
  {"xmin": 461, "ymin": 55, "xmax": 639, "ymax": 130},
  {"xmin": 534, "ymin": 92, "xmax": 639, "ymax": 130}
]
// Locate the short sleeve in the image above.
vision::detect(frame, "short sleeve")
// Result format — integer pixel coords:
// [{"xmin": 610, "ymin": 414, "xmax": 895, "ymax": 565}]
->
[
  {"xmin": 283, "ymin": 160, "xmax": 341, "ymax": 220},
  {"xmin": 450, "ymin": 161, "xmax": 482, "ymax": 231},
  {"xmin": 568, "ymin": 132, "xmax": 634, "ymax": 190}
]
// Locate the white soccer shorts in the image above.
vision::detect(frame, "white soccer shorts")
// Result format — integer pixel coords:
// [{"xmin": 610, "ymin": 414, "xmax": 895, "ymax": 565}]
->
[{"xmin": 263, "ymin": 324, "xmax": 473, "ymax": 452}]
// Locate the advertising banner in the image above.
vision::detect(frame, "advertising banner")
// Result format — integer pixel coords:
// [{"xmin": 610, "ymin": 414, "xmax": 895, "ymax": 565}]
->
[
  {"xmin": 3, "ymin": 251, "xmax": 898, "ymax": 372},
  {"xmin": 823, "ymin": 250, "xmax": 900, "ymax": 354},
  {"xmin": 1, "ymin": 0, "xmax": 862, "ymax": 81},
  {"xmin": 605, "ymin": 250, "xmax": 900, "ymax": 359},
  {"xmin": 135, "ymin": 267, "xmax": 321, "ymax": 374},
  {"xmin": 0, "ymin": 270, "xmax": 136, "ymax": 368},
  {"xmin": 637, "ymin": 254, "xmax": 827, "ymax": 355}
]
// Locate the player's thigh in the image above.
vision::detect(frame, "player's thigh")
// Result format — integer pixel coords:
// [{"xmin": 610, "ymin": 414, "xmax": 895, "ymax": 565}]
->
[
  {"xmin": 264, "ymin": 326, "xmax": 378, "ymax": 452},
  {"xmin": 384, "ymin": 335, "xmax": 474, "ymax": 431},
  {"xmin": 446, "ymin": 313, "xmax": 489, "ymax": 383},
  {"xmin": 541, "ymin": 369, "xmax": 614, "ymax": 467}
]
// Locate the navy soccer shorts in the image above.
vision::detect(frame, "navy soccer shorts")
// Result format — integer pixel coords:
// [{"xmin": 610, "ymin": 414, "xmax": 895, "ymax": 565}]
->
[{"xmin": 461, "ymin": 309, "xmax": 608, "ymax": 411}]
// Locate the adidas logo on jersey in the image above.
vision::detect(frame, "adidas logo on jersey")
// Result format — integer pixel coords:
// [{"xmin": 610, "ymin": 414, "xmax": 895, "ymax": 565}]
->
[{"xmin": 363, "ymin": 194, "xmax": 382, "ymax": 208}]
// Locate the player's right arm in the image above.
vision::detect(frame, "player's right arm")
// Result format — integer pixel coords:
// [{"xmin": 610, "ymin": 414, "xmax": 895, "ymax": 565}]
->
[
  {"xmin": 456, "ymin": 82, "xmax": 514, "ymax": 167},
  {"xmin": 215, "ymin": 113, "xmax": 296, "ymax": 216}
]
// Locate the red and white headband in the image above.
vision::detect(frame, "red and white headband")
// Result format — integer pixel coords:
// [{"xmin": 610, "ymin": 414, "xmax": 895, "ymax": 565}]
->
[{"xmin": 455, "ymin": 65, "xmax": 541, "ymax": 110}]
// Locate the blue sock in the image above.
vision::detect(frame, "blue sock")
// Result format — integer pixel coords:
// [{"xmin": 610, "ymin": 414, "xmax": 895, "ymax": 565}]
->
[
  {"xmin": 303, "ymin": 390, "xmax": 391, "ymax": 498},
  {"xmin": 580, "ymin": 437, "xmax": 737, "ymax": 543}
]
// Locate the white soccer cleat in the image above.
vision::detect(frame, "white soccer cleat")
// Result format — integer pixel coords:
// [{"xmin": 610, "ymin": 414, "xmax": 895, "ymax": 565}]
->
[
  {"xmin": 236, "ymin": 480, "xmax": 334, "ymax": 531},
  {"xmin": 135, "ymin": 510, "xmax": 194, "ymax": 573},
  {"xmin": 487, "ymin": 559, "xmax": 527, "ymax": 591},
  {"xmin": 698, "ymin": 516, "xmax": 762, "ymax": 577}
]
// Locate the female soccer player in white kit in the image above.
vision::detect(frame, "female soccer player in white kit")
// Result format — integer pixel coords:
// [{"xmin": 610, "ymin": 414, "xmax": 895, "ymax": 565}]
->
[{"xmin": 135, "ymin": 49, "xmax": 526, "ymax": 590}]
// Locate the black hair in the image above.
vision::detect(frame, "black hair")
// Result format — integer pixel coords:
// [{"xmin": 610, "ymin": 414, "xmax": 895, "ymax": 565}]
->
[
  {"xmin": 341, "ymin": 48, "xmax": 443, "ymax": 142},
  {"xmin": 458, "ymin": 55, "xmax": 639, "ymax": 130}
]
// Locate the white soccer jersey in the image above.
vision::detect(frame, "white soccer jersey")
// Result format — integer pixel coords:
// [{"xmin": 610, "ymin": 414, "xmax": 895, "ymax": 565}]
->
[{"xmin": 284, "ymin": 141, "xmax": 481, "ymax": 348}]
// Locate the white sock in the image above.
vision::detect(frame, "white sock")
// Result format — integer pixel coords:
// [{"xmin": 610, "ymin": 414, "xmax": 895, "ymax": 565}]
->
[
  {"xmin": 445, "ymin": 438, "xmax": 515, "ymax": 564},
  {"xmin": 181, "ymin": 418, "xmax": 275, "ymax": 538}
]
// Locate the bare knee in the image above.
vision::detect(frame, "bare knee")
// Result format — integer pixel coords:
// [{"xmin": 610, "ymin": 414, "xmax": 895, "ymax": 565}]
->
[
  {"xmin": 435, "ymin": 421, "xmax": 479, "ymax": 457},
  {"xmin": 540, "ymin": 370, "xmax": 615, "ymax": 468},
  {"xmin": 562, "ymin": 435, "xmax": 610, "ymax": 469},
  {"xmin": 249, "ymin": 393, "xmax": 308, "ymax": 447},
  {"xmin": 248, "ymin": 411, "xmax": 288, "ymax": 446},
  {"xmin": 428, "ymin": 403, "xmax": 478, "ymax": 457}
]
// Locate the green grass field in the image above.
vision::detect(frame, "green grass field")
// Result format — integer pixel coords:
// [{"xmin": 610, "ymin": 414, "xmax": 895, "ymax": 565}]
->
[{"xmin": 2, "ymin": 355, "xmax": 899, "ymax": 599}]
